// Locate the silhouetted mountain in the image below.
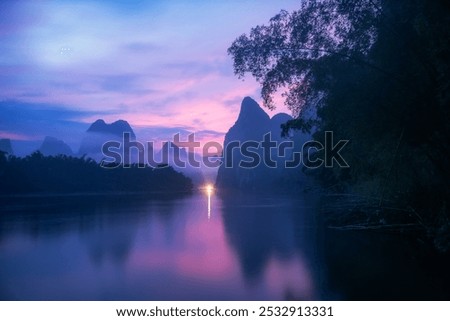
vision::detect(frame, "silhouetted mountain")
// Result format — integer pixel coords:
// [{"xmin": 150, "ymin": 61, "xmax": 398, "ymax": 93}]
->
[
  {"xmin": 270, "ymin": 113, "xmax": 292, "ymax": 139},
  {"xmin": 39, "ymin": 136, "xmax": 73, "ymax": 156},
  {"xmin": 159, "ymin": 141, "xmax": 188, "ymax": 164},
  {"xmin": 0, "ymin": 139, "xmax": 13, "ymax": 155},
  {"xmin": 155, "ymin": 141, "xmax": 205, "ymax": 185},
  {"xmin": 79, "ymin": 119, "xmax": 136, "ymax": 161},
  {"xmin": 234, "ymin": 96, "xmax": 271, "ymax": 131},
  {"xmin": 216, "ymin": 97, "xmax": 310, "ymax": 191},
  {"xmin": 87, "ymin": 119, "xmax": 136, "ymax": 139}
]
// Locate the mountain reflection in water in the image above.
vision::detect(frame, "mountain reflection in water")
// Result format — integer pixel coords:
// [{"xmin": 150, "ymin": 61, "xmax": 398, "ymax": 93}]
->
[{"xmin": 0, "ymin": 192, "xmax": 448, "ymax": 300}]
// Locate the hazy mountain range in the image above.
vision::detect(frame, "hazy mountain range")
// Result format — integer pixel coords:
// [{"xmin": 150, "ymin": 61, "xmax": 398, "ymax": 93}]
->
[{"xmin": 0, "ymin": 96, "xmax": 309, "ymax": 189}]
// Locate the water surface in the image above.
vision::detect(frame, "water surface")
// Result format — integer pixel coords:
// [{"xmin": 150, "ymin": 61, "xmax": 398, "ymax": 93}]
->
[{"xmin": 0, "ymin": 192, "xmax": 448, "ymax": 300}]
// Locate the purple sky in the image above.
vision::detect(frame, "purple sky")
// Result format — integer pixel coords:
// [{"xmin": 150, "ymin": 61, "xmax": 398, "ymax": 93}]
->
[{"xmin": 0, "ymin": 0, "xmax": 299, "ymax": 152}]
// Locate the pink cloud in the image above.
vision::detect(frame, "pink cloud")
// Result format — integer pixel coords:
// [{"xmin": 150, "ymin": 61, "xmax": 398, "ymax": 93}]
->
[
  {"xmin": 0, "ymin": 131, "xmax": 37, "ymax": 141},
  {"xmin": 0, "ymin": 0, "xmax": 297, "ymax": 144}
]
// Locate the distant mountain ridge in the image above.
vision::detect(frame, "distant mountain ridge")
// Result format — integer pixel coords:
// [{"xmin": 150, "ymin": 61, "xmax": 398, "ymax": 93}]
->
[
  {"xmin": 79, "ymin": 119, "xmax": 206, "ymax": 185},
  {"xmin": 79, "ymin": 119, "xmax": 135, "ymax": 158},
  {"xmin": 87, "ymin": 119, "xmax": 136, "ymax": 139},
  {"xmin": 155, "ymin": 141, "xmax": 205, "ymax": 185},
  {"xmin": 39, "ymin": 136, "xmax": 73, "ymax": 156}
]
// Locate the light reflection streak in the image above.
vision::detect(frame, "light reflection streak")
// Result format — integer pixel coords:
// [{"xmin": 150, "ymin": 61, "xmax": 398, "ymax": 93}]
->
[{"xmin": 204, "ymin": 184, "xmax": 214, "ymax": 220}]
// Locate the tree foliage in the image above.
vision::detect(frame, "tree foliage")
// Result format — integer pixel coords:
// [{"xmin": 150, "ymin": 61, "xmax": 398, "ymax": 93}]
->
[
  {"xmin": 228, "ymin": 0, "xmax": 450, "ymax": 248},
  {"xmin": 0, "ymin": 151, "xmax": 193, "ymax": 195}
]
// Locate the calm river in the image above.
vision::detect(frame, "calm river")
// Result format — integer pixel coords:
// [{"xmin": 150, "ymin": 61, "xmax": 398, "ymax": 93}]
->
[{"xmin": 0, "ymin": 192, "xmax": 447, "ymax": 300}]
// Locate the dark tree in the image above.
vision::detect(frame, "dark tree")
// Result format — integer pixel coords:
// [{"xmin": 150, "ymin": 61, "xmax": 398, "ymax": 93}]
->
[
  {"xmin": 228, "ymin": 0, "xmax": 450, "ymax": 250},
  {"xmin": 0, "ymin": 152, "xmax": 193, "ymax": 195}
]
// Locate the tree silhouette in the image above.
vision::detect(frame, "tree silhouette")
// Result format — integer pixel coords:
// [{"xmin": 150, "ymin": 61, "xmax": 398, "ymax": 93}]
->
[
  {"xmin": 0, "ymin": 151, "xmax": 193, "ymax": 195},
  {"xmin": 228, "ymin": 0, "xmax": 449, "ymax": 250}
]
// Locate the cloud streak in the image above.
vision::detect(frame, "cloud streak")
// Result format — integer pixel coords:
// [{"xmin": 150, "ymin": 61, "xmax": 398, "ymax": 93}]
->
[{"xmin": 0, "ymin": 0, "xmax": 298, "ymax": 147}]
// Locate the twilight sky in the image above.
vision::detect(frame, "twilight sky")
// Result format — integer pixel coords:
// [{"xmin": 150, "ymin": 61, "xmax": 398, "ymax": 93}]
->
[{"xmin": 0, "ymin": 0, "xmax": 298, "ymax": 154}]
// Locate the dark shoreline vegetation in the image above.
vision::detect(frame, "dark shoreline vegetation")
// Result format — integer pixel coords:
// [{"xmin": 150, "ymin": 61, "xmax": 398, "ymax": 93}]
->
[
  {"xmin": 228, "ymin": 0, "xmax": 449, "ymax": 252},
  {"xmin": 0, "ymin": 151, "xmax": 193, "ymax": 196},
  {"xmin": 1, "ymin": 1, "xmax": 449, "ymax": 302}
]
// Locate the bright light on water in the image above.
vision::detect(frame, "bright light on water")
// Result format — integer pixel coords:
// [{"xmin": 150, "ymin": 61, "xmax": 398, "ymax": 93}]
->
[
  {"xmin": 205, "ymin": 184, "xmax": 214, "ymax": 194},
  {"xmin": 203, "ymin": 184, "xmax": 214, "ymax": 220}
]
